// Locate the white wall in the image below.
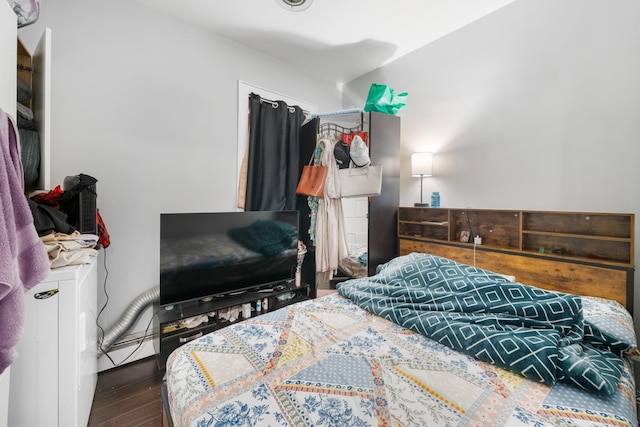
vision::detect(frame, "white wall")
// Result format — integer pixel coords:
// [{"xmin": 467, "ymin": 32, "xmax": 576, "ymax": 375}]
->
[
  {"xmin": 344, "ymin": 0, "xmax": 640, "ymax": 321},
  {"xmin": 17, "ymin": 0, "xmax": 342, "ymax": 367}
]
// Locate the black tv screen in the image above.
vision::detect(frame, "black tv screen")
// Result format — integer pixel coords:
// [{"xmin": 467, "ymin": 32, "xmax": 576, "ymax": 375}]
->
[{"xmin": 159, "ymin": 210, "xmax": 299, "ymax": 306}]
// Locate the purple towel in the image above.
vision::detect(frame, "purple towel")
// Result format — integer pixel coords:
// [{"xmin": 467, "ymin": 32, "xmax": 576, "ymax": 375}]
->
[{"xmin": 0, "ymin": 107, "xmax": 50, "ymax": 374}]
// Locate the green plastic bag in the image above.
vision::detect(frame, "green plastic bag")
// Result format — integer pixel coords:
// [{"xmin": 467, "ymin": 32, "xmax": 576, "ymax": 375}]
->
[{"xmin": 364, "ymin": 83, "xmax": 407, "ymax": 115}]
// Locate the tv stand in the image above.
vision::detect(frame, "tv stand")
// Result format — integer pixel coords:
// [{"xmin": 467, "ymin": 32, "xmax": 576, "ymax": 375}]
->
[{"xmin": 153, "ymin": 282, "xmax": 312, "ymax": 370}]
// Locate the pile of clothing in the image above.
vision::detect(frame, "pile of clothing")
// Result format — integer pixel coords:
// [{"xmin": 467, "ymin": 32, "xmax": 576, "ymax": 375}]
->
[
  {"xmin": 29, "ymin": 183, "xmax": 110, "ymax": 268},
  {"xmin": 15, "ymin": 78, "xmax": 39, "ymax": 190}
]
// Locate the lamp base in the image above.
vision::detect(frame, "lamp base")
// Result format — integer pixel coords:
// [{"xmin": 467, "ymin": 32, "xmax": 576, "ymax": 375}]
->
[{"xmin": 414, "ymin": 203, "xmax": 430, "ymax": 207}]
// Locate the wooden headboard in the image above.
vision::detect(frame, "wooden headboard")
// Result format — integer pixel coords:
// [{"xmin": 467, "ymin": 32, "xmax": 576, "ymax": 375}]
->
[{"xmin": 398, "ymin": 208, "xmax": 635, "ymax": 314}]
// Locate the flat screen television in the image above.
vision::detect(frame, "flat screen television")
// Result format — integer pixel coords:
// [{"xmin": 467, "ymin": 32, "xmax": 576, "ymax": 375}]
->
[{"xmin": 159, "ymin": 210, "xmax": 299, "ymax": 306}]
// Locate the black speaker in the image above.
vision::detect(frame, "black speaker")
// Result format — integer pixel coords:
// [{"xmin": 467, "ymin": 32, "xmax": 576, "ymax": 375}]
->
[{"xmin": 62, "ymin": 174, "xmax": 97, "ymax": 235}]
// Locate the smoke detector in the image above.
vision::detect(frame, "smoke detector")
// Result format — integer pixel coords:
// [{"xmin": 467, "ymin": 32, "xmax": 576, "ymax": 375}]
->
[{"xmin": 276, "ymin": 0, "xmax": 313, "ymax": 12}]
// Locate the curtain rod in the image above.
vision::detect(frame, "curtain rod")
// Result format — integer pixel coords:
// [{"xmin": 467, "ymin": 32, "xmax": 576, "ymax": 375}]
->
[
  {"xmin": 311, "ymin": 108, "xmax": 364, "ymax": 119},
  {"xmin": 256, "ymin": 95, "xmax": 310, "ymax": 115}
]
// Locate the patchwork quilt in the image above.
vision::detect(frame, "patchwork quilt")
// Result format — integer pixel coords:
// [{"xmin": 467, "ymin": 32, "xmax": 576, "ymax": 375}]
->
[
  {"xmin": 337, "ymin": 253, "xmax": 638, "ymax": 395},
  {"xmin": 166, "ymin": 293, "xmax": 637, "ymax": 426}
]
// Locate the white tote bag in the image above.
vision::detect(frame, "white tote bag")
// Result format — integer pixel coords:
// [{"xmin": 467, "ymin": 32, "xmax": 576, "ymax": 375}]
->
[{"xmin": 339, "ymin": 162, "xmax": 383, "ymax": 198}]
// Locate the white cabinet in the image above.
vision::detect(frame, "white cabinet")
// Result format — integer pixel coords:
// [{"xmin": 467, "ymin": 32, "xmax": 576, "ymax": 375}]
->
[{"xmin": 8, "ymin": 260, "xmax": 98, "ymax": 427}]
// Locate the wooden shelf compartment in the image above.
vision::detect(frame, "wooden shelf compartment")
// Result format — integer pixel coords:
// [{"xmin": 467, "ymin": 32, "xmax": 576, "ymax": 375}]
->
[
  {"xmin": 521, "ymin": 230, "xmax": 632, "ymax": 242},
  {"xmin": 522, "ymin": 211, "xmax": 633, "ymax": 239},
  {"xmin": 398, "ymin": 222, "xmax": 449, "ymax": 241},
  {"xmin": 451, "ymin": 208, "xmax": 521, "ymax": 250},
  {"xmin": 522, "ymin": 233, "xmax": 632, "ymax": 265},
  {"xmin": 398, "ymin": 207, "xmax": 449, "ymax": 223},
  {"xmin": 398, "ymin": 207, "xmax": 450, "ymax": 241}
]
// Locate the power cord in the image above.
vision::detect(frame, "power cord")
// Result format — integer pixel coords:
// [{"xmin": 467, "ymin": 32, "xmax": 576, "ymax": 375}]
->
[
  {"xmin": 96, "ymin": 247, "xmax": 110, "ymax": 360},
  {"xmin": 104, "ymin": 307, "xmax": 160, "ymax": 367},
  {"xmin": 466, "ymin": 207, "xmax": 477, "ymax": 267},
  {"xmin": 96, "ymin": 248, "xmax": 158, "ymax": 367},
  {"xmin": 473, "ymin": 241, "xmax": 477, "ymax": 267},
  {"xmin": 466, "ymin": 207, "xmax": 474, "ymax": 241}
]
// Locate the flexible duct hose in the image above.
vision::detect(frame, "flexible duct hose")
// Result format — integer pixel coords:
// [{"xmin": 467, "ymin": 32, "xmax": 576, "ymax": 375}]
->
[{"xmin": 99, "ymin": 285, "xmax": 160, "ymax": 354}]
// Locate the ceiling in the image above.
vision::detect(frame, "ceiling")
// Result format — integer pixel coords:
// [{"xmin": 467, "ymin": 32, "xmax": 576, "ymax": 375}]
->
[{"xmin": 133, "ymin": 0, "xmax": 516, "ymax": 84}]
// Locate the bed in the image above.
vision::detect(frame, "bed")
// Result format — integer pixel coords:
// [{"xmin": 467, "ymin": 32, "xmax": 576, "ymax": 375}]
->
[{"xmin": 164, "ymin": 253, "xmax": 638, "ymax": 427}]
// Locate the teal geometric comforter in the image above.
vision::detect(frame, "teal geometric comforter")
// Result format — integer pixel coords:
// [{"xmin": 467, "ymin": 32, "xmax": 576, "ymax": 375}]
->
[{"xmin": 337, "ymin": 253, "xmax": 635, "ymax": 395}]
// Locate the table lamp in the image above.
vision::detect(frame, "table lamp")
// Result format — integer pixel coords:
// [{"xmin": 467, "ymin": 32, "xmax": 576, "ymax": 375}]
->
[{"xmin": 411, "ymin": 152, "xmax": 432, "ymax": 207}]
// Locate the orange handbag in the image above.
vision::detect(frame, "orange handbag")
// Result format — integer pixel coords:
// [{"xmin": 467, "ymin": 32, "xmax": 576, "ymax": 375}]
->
[{"xmin": 295, "ymin": 150, "xmax": 327, "ymax": 198}]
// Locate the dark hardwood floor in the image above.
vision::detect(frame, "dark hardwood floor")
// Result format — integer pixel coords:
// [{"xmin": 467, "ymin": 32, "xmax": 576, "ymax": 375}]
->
[{"xmin": 88, "ymin": 356, "xmax": 164, "ymax": 427}]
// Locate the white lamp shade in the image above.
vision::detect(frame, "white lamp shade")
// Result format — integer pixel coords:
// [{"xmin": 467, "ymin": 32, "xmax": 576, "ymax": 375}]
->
[{"xmin": 411, "ymin": 152, "xmax": 433, "ymax": 177}]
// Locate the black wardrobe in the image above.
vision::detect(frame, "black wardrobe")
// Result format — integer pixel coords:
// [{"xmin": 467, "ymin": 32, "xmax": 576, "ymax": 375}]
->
[{"xmin": 296, "ymin": 111, "xmax": 401, "ymax": 288}]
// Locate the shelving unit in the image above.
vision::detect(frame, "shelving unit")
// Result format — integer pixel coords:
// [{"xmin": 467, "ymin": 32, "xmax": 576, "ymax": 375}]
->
[
  {"xmin": 398, "ymin": 207, "xmax": 635, "ymax": 311},
  {"xmin": 154, "ymin": 283, "xmax": 311, "ymax": 370},
  {"xmin": 16, "ymin": 30, "xmax": 52, "ymax": 192},
  {"xmin": 298, "ymin": 111, "xmax": 400, "ymax": 279}
]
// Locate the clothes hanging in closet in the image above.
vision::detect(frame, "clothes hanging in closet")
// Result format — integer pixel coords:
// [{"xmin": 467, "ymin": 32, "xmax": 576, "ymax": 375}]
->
[
  {"xmin": 305, "ymin": 123, "xmax": 368, "ymax": 243},
  {"xmin": 314, "ymin": 138, "xmax": 348, "ymax": 280}
]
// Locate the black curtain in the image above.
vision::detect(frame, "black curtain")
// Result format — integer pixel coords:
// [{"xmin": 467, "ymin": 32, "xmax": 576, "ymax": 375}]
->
[{"xmin": 245, "ymin": 93, "xmax": 304, "ymax": 211}]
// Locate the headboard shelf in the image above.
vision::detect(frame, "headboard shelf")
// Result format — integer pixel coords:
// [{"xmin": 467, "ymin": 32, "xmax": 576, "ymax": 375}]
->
[
  {"xmin": 521, "ymin": 230, "xmax": 632, "ymax": 241},
  {"xmin": 398, "ymin": 207, "xmax": 635, "ymax": 312}
]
